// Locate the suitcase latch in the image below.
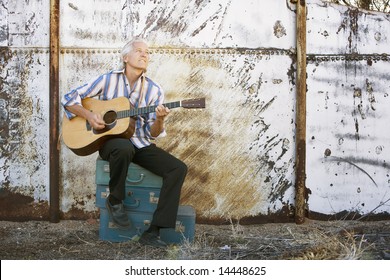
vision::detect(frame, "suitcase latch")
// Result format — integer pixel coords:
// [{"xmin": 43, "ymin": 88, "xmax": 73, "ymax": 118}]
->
[
  {"xmin": 149, "ymin": 192, "xmax": 159, "ymax": 204},
  {"xmin": 101, "ymin": 187, "xmax": 109, "ymax": 199}
]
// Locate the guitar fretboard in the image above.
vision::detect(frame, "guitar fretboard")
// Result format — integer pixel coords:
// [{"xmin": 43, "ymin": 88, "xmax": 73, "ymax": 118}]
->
[{"xmin": 117, "ymin": 101, "xmax": 182, "ymax": 119}]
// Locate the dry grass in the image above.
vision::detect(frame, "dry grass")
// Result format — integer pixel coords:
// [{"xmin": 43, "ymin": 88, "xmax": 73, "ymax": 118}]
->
[
  {"xmin": 285, "ymin": 229, "xmax": 371, "ymax": 260},
  {"xmin": 163, "ymin": 219, "xmax": 379, "ymax": 260},
  {"xmin": 0, "ymin": 219, "xmax": 388, "ymax": 260}
]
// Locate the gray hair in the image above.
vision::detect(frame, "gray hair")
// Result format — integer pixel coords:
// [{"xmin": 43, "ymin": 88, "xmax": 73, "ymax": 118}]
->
[{"xmin": 121, "ymin": 37, "xmax": 149, "ymax": 66}]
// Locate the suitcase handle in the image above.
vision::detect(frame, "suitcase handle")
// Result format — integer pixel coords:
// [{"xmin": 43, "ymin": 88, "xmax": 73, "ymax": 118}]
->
[
  {"xmin": 123, "ymin": 199, "xmax": 140, "ymax": 209},
  {"xmin": 126, "ymin": 173, "xmax": 145, "ymax": 184}
]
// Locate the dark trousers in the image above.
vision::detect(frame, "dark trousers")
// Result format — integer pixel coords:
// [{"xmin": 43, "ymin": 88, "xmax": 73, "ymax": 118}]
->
[{"xmin": 99, "ymin": 138, "xmax": 187, "ymax": 228}]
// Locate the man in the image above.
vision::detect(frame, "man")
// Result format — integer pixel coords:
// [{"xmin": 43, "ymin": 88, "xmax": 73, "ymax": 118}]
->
[{"xmin": 61, "ymin": 38, "xmax": 187, "ymax": 248}]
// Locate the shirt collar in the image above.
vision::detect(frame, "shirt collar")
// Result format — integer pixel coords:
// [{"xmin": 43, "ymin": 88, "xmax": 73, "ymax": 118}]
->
[{"xmin": 114, "ymin": 68, "xmax": 146, "ymax": 80}]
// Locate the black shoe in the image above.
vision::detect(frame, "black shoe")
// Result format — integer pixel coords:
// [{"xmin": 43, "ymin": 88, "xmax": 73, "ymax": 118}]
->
[
  {"xmin": 105, "ymin": 199, "xmax": 131, "ymax": 229},
  {"xmin": 139, "ymin": 231, "xmax": 167, "ymax": 248}
]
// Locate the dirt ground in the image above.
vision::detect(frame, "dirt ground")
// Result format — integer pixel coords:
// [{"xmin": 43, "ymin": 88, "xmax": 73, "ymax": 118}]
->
[{"xmin": 0, "ymin": 218, "xmax": 389, "ymax": 260}]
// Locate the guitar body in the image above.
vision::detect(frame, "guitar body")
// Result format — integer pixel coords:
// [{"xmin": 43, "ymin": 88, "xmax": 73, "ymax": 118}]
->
[
  {"xmin": 62, "ymin": 96, "xmax": 205, "ymax": 156},
  {"xmin": 62, "ymin": 97, "xmax": 135, "ymax": 156}
]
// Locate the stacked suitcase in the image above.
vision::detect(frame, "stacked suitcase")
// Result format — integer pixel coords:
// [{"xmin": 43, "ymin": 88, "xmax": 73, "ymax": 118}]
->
[{"xmin": 95, "ymin": 158, "xmax": 195, "ymax": 244}]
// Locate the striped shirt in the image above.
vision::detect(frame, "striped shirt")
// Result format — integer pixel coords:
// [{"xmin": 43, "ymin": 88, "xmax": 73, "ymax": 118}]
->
[{"xmin": 61, "ymin": 69, "xmax": 166, "ymax": 148}]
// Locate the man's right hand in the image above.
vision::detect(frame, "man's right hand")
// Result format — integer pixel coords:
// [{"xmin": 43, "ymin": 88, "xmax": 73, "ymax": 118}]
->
[
  {"xmin": 65, "ymin": 104, "xmax": 106, "ymax": 130},
  {"xmin": 87, "ymin": 111, "xmax": 105, "ymax": 130}
]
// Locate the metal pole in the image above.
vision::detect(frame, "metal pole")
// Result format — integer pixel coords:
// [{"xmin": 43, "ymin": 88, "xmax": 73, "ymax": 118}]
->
[
  {"xmin": 295, "ymin": 0, "xmax": 307, "ymax": 224},
  {"xmin": 49, "ymin": 0, "xmax": 60, "ymax": 223}
]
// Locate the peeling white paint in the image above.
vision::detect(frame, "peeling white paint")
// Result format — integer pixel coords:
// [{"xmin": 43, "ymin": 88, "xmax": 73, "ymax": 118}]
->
[
  {"xmin": 307, "ymin": 0, "xmax": 390, "ymax": 54},
  {"xmin": 307, "ymin": 58, "xmax": 390, "ymax": 215},
  {"xmin": 0, "ymin": 50, "xmax": 50, "ymax": 202},
  {"xmin": 306, "ymin": 1, "xmax": 390, "ymax": 216}
]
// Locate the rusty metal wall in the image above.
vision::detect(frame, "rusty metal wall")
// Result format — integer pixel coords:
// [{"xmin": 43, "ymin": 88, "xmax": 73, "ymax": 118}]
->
[{"xmin": 1, "ymin": 0, "xmax": 389, "ymax": 222}]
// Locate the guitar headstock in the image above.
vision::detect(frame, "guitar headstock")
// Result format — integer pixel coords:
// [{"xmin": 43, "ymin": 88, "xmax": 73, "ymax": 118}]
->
[{"xmin": 181, "ymin": 98, "xmax": 206, "ymax": 109}]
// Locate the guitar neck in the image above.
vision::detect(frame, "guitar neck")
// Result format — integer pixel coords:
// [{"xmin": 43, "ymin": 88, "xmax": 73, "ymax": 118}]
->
[{"xmin": 118, "ymin": 101, "xmax": 182, "ymax": 118}]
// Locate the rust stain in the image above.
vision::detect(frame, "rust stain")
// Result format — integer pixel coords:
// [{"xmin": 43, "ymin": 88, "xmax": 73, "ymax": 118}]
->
[
  {"xmin": 351, "ymin": 78, "xmax": 377, "ymax": 141},
  {"xmin": 308, "ymin": 209, "xmax": 390, "ymax": 221},
  {"xmin": 336, "ymin": 7, "xmax": 361, "ymax": 52},
  {"xmin": 158, "ymin": 62, "xmax": 259, "ymax": 219},
  {"xmin": 0, "ymin": 187, "xmax": 99, "ymax": 221},
  {"xmin": 151, "ymin": 50, "xmax": 295, "ymax": 221},
  {"xmin": 61, "ymin": 208, "xmax": 99, "ymax": 220},
  {"xmin": 0, "ymin": 188, "xmax": 49, "ymax": 221}
]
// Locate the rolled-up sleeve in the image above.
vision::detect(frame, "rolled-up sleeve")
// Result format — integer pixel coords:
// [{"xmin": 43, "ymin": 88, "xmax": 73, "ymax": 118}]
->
[{"xmin": 61, "ymin": 74, "xmax": 106, "ymax": 119}]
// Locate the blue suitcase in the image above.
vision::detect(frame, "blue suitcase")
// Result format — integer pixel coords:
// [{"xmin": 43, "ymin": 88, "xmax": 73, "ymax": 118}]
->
[
  {"xmin": 99, "ymin": 205, "xmax": 196, "ymax": 244},
  {"xmin": 95, "ymin": 158, "xmax": 162, "ymax": 187},
  {"xmin": 95, "ymin": 158, "xmax": 162, "ymax": 212},
  {"xmin": 95, "ymin": 184, "xmax": 161, "ymax": 213}
]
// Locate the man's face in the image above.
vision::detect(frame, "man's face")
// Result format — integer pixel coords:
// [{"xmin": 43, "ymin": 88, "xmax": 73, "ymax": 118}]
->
[{"xmin": 124, "ymin": 41, "xmax": 150, "ymax": 71}]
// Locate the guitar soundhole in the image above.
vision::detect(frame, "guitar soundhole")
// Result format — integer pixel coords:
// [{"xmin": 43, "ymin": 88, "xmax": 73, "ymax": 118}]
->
[
  {"xmin": 93, "ymin": 110, "xmax": 117, "ymax": 135},
  {"xmin": 104, "ymin": 110, "xmax": 117, "ymax": 125}
]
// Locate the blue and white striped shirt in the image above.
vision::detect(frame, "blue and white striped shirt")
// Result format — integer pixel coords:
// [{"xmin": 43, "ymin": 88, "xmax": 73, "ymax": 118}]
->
[{"xmin": 61, "ymin": 69, "xmax": 166, "ymax": 148}]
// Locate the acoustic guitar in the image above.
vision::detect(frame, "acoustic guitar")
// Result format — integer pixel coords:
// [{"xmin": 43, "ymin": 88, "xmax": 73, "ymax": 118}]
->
[{"xmin": 61, "ymin": 96, "xmax": 205, "ymax": 156}]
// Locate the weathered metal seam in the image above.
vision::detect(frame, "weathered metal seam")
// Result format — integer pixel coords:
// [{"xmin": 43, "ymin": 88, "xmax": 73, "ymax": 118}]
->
[
  {"xmin": 0, "ymin": 48, "xmax": 49, "ymax": 54},
  {"xmin": 295, "ymin": 0, "xmax": 307, "ymax": 225},
  {"xmin": 57, "ymin": 47, "xmax": 296, "ymax": 56},
  {"xmin": 307, "ymin": 54, "xmax": 389, "ymax": 62},
  {"xmin": 7, "ymin": 48, "xmax": 387, "ymax": 61},
  {"xmin": 49, "ymin": 0, "xmax": 60, "ymax": 223}
]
